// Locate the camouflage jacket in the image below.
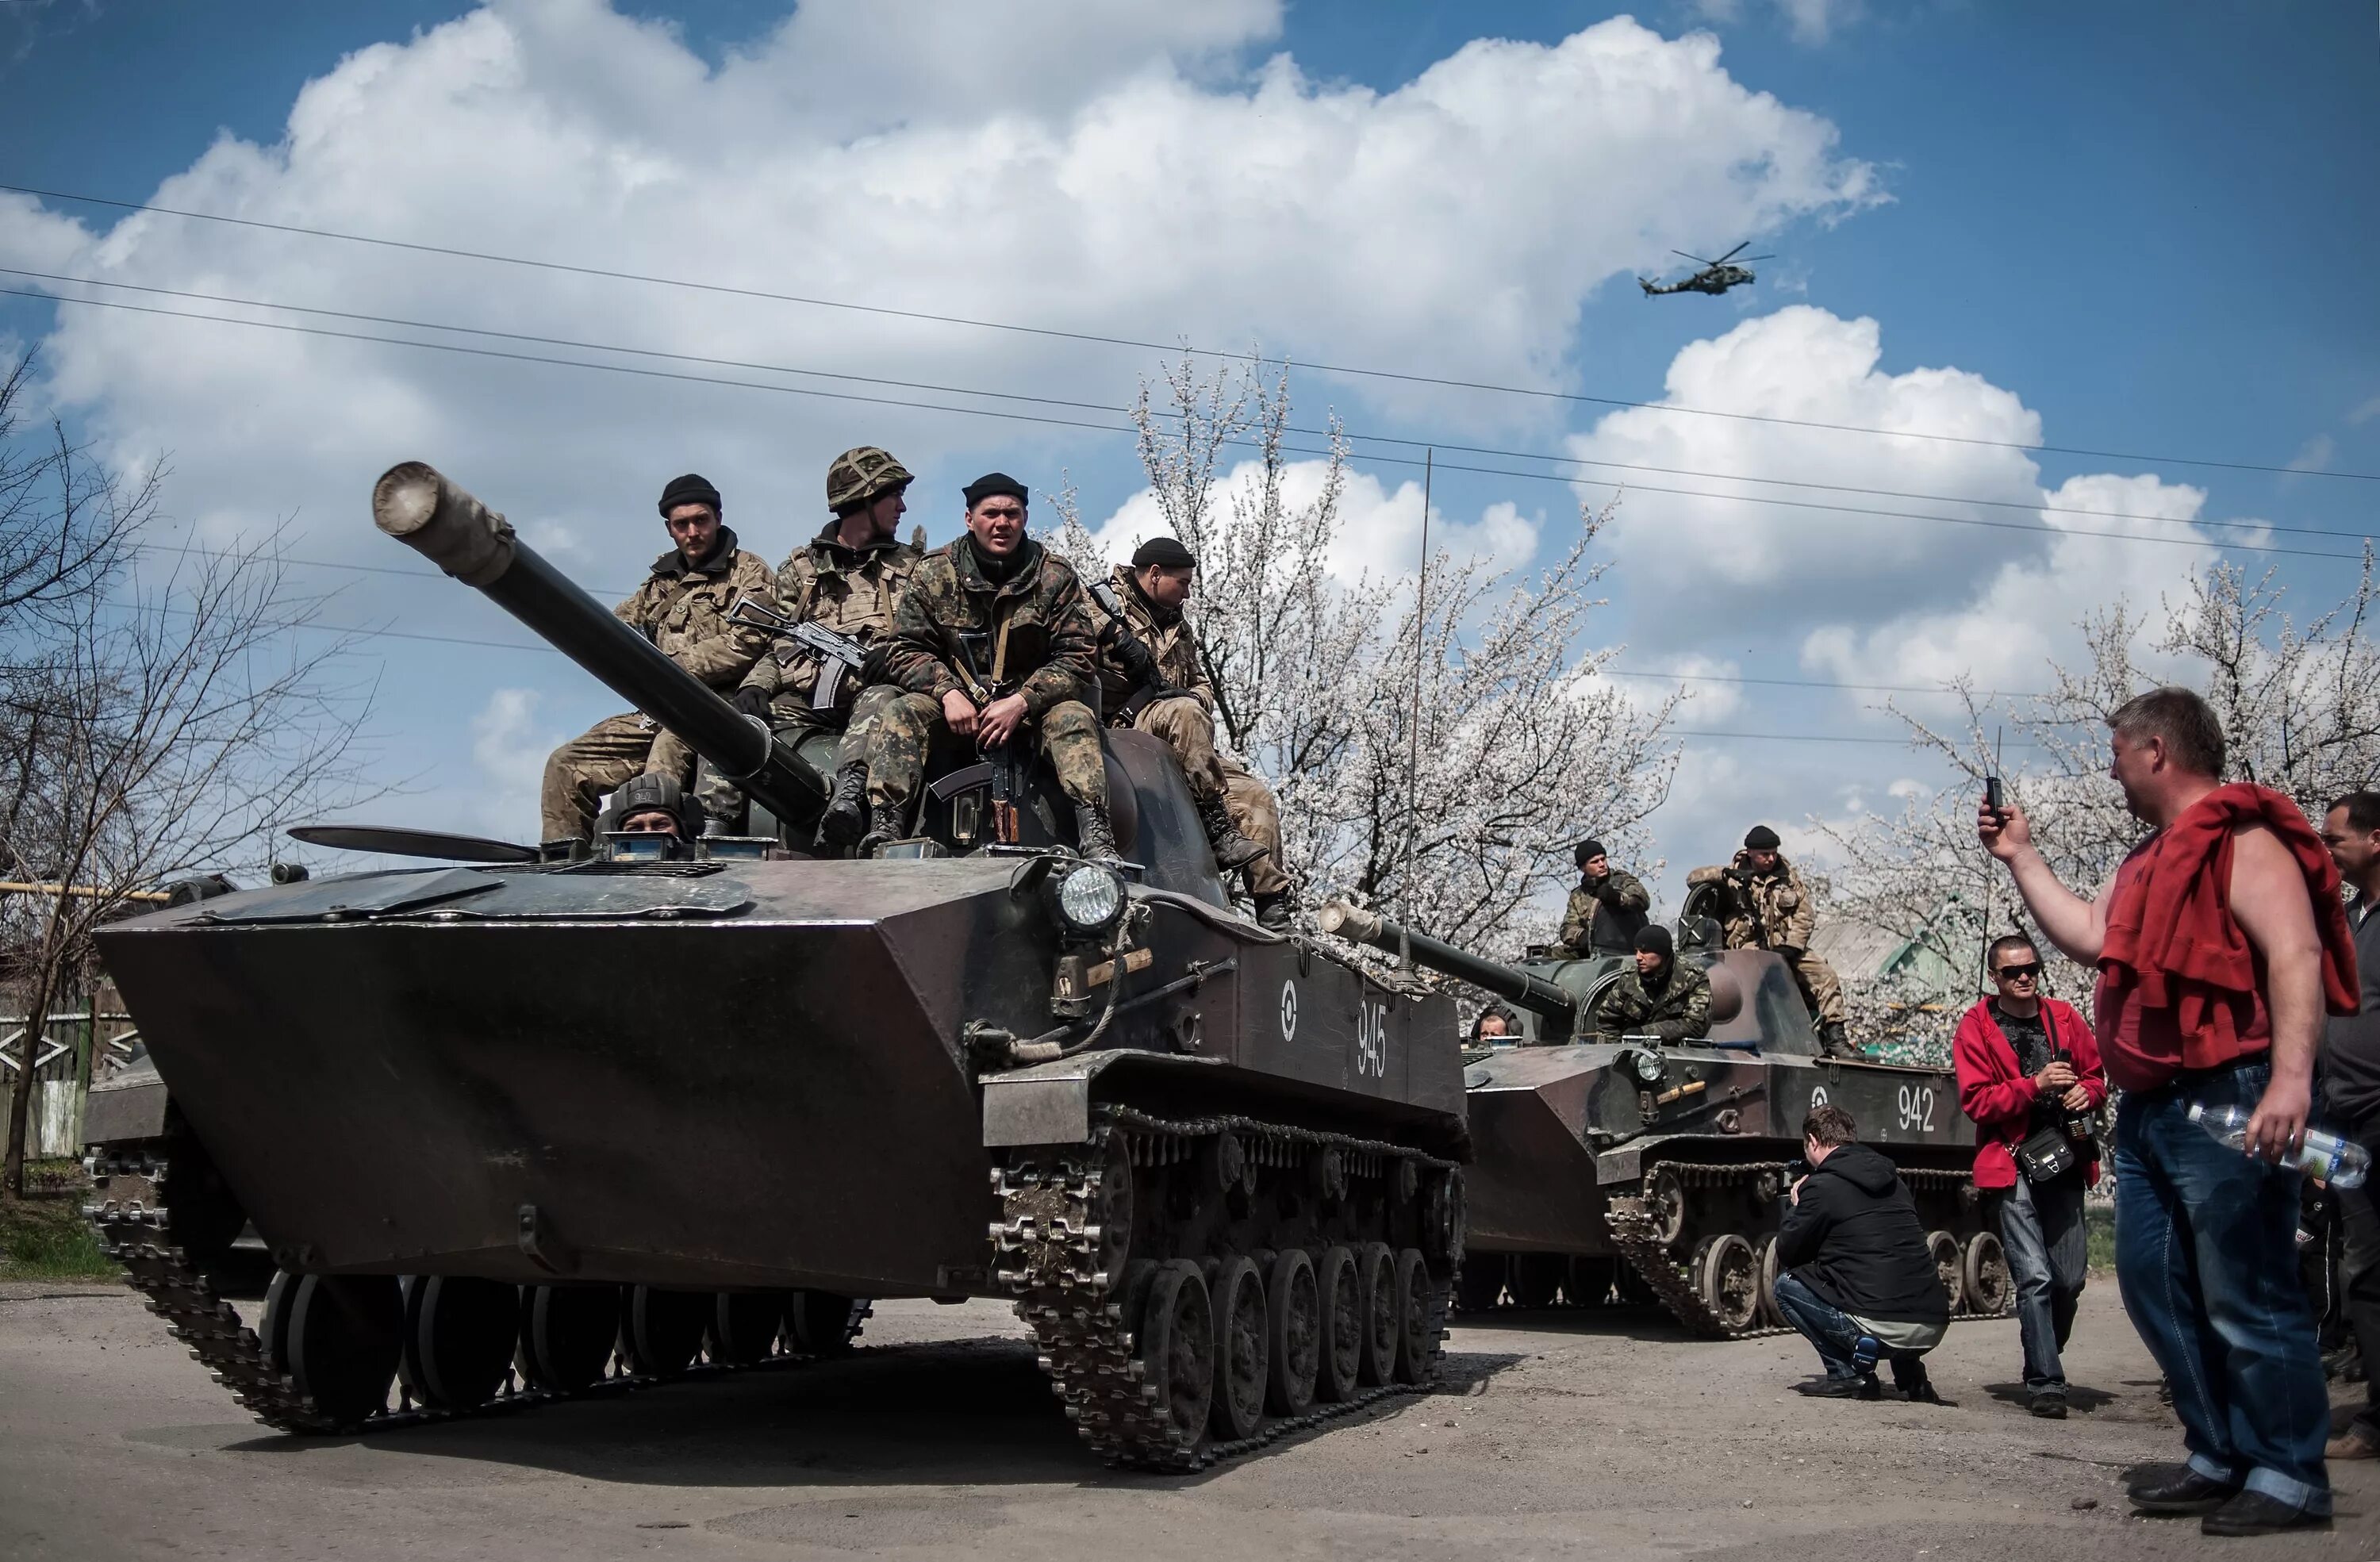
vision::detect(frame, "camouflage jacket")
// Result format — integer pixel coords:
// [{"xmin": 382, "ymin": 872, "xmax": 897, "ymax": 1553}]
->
[
  {"xmin": 1593, "ymin": 960, "xmax": 1712, "ymax": 1045},
  {"xmin": 1725, "ymin": 851, "xmax": 1818, "ymax": 956},
  {"xmin": 738, "ymin": 524, "xmax": 921, "ymax": 707},
  {"xmin": 1557, "ymin": 868, "xmax": 1650, "ymax": 956},
  {"xmin": 616, "ymin": 528, "xmax": 774, "ymax": 688},
  {"xmin": 1088, "ymin": 565, "xmax": 1213, "ymax": 723},
  {"xmin": 880, "ymin": 535, "xmax": 1100, "ymax": 719}
]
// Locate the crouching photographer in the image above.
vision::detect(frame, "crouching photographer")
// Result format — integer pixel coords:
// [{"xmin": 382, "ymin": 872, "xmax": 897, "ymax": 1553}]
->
[{"xmin": 1775, "ymin": 1104, "xmax": 1952, "ymax": 1402}]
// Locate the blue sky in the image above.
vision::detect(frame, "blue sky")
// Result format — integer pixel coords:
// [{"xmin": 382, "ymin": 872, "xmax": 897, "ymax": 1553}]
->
[{"xmin": 1, "ymin": 0, "xmax": 2373, "ymax": 898}]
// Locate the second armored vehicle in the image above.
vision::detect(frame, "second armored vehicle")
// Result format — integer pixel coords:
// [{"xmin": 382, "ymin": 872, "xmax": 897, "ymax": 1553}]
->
[{"xmin": 1319, "ymin": 904, "xmax": 2004, "ymax": 1337}]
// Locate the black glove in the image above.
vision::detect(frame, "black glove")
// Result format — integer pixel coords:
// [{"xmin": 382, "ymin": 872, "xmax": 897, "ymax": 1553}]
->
[{"xmin": 731, "ymin": 685, "xmax": 774, "ymax": 721}]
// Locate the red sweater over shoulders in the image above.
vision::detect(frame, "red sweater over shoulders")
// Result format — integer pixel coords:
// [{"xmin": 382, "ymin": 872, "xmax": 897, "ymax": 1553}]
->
[{"xmin": 1952, "ymin": 997, "xmax": 2108, "ymax": 1190}]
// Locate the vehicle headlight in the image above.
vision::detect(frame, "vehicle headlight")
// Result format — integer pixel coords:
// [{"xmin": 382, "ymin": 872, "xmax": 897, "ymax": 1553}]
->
[
  {"xmin": 1052, "ymin": 862, "xmax": 1125, "ymax": 935},
  {"xmin": 1629, "ymin": 1048, "xmax": 1665, "ymax": 1084}
]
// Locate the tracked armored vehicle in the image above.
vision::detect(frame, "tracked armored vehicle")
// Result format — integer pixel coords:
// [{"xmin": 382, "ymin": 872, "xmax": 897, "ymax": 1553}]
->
[
  {"xmin": 1319, "ymin": 904, "xmax": 2004, "ymax": 1338},
  {"xmin": 81, "ymin": 463, "xmax": 1467, "ymax": 1470}
]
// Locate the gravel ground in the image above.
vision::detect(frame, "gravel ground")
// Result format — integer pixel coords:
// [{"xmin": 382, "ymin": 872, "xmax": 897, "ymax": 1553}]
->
[{"xmin": 1, "ymin": 1279, "xmax": 2370, "ymax": 1560}]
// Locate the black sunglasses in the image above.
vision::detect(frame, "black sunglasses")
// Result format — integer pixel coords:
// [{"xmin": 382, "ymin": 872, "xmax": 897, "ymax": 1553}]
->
[{"xmin": 1994, "ymin": 961, "xmax": 2043, "ymax": 980}]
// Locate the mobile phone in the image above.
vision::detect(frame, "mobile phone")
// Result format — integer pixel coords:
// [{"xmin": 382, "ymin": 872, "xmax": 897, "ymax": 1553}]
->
[{"xmin": 1984, "ymin": 776, "xmax": 2007, "ymax": 821}]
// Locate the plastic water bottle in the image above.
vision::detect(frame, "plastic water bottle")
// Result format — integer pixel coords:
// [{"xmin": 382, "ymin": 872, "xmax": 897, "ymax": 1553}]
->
[{"xmin": 2187, "ymin": 1102, "xmax": 2370, "ymax": 1188}]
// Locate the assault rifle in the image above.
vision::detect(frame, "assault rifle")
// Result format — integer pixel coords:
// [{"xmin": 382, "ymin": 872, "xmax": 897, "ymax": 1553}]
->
[{"xmin": 728, "ymin": 596, "xmax": 870, "ymax": 710}]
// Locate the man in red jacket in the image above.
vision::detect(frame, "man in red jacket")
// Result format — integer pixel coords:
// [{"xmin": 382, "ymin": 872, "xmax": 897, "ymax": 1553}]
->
[{"xmin": 1953, "ymin": 934, "xmax": 2109, "ymax": 1419}]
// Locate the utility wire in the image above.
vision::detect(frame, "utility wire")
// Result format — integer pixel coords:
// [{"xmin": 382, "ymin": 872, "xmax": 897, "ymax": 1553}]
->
[
  {"xmin": 13, "ymin": 287, "xmax": 2369, "ymax": 566},
  {"xmin": 9, "ymin": 267, "xmax": 2367, "ymax": 546},
  {"xmin": 8, "ymin": 180, "xmax": 2374, "ymax": 483}
]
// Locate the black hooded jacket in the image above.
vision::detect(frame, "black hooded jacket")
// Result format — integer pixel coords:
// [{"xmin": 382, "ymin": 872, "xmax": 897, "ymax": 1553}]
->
[{"xmin": 1774, "ymin": 1142, "xmax": 1950, "ymax": 1326}]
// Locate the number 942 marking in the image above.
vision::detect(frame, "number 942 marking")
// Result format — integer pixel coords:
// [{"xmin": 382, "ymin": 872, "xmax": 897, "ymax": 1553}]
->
[{"xmin": 1896, "ymin": 1084, "xmax": 1937, "ymax": 1134}]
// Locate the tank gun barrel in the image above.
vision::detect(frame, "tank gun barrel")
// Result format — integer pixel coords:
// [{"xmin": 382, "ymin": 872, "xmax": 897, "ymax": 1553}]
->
[
  {"xmin": 1318, "ymin": 901, "xmax": 1577, "ymax": 1026},
  {"xmin": 372, "ymin": 462, "xmax": 819, "ymax": 827}
]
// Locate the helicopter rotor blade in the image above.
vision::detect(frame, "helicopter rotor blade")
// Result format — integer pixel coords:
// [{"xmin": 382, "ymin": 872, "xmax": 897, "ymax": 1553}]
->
[
  {"xmin": 1737, "ymin": 254, "xmax": 1775, "ymax": 263},
  {"xmin": 1715, "ymin": 241, "xmax": 1752, "ymax": 263},
  {"xmin": 1671, "ymin": 250, "xmax": 1717, "ymax": 265},
  {"xmin": 286, "ymin": 823, "xmax": 540, "ymax": 863}
]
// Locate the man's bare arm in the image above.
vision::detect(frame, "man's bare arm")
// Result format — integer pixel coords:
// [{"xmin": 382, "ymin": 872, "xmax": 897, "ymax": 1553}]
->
[
  {"xmin": 2228, "ymin": 822, "xmax": 2323, "ymax": 1159},
  {"xmin": 1978, "ymin": 800, "xmax": 2106, "ymax": 964}
]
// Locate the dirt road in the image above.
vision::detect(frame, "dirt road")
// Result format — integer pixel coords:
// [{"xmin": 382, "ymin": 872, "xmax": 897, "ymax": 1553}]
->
[{"xmin": 2, "ymin": 1280, "xmax": 2369, "ymax": 1560}]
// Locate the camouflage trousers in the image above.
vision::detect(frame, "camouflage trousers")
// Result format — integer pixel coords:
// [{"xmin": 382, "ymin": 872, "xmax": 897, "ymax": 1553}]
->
[
  {"xmin": 695, "ymin": 684, "xmax": 899, "ymax": 826},
  {"xmin": 1785, "ymin": 949, "xmax": 1848, "ymax": 1026},
  {"xmin": 868, "ymin": 693, "xmax": 1106, "ymax": 811},
  {"xmin": 1130, "ymin": 697, "xmax": 1289, "ymax": 896},
  {"xmin": 539, "ymin": 712, "xmax": 693, "ymax": 844}
]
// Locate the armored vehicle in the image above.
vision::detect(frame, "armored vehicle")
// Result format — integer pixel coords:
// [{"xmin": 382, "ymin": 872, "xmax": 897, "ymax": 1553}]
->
[
  {"xmin": 1318, "ymin": 904, "xmax": 2004, "ymax": 1338},
  {"xmin": 81, "ymin": 463, "xmax": 1468, "ymax": 1471}
]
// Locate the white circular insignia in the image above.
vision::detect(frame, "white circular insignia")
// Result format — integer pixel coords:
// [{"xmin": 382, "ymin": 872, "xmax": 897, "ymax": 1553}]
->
[
  {"xmin": 1279, "ymin": 980, "xmax": 1299, "ymax": 1042},
  {"xmin": 1809, "ymin": 1085, "xmax": 1829, "ymax": 1111}
]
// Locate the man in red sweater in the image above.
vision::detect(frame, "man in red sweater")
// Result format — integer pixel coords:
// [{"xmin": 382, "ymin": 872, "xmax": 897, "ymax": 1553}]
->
[
  {"xmin": 1952, "ymin": 934, "xmax": 2108, "ymax": 1419},
  {"xmin": 1981, "ymin": 685, "xmax": 2357, "ymax": 1537}
]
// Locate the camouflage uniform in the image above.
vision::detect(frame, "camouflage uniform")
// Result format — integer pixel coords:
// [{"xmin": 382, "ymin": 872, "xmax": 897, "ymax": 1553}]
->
[
  {"xmin": 1593, "ymin": 959, "xmax": 1714, "ymax": 1045},
  {"xmin": 1722, "ymin": 850, "xmax": 1848, "ymax": 1029},
  {"xmin": 539, "ymin": 530, "xmax": 773, "ymax": 842},
  {"xmin": 1088, "ymin": 566, "xmax": 1288, "ymax": 897},
  {"xmin": 869, "ymin": 535, "xmax": 1105, "ymax": 812},
  {"xmin": 734, "ymin": 522, "xmax": 920, "ymax": 762},
  {"xmin": 1557, "ymin": 867, "xmax": 1651, "ymax": 957}
]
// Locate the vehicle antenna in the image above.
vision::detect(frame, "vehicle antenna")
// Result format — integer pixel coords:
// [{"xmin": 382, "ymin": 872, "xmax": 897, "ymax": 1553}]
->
[
  {"xmin": 1400, "ymin": 449, "xmax": 1433, "ymax": 973},
  {"xmin": 1978, "ymin": 724, "xmax": 2005, "ymax": 994}
]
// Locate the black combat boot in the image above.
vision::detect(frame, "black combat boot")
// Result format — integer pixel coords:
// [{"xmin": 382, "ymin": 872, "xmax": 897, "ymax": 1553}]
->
[
  {"xmin": 1252, "ymin": 891, "xmax": 1294, "ymax": 932},
  {"xmin": 819, "ymin": 762, "xmax": 869, "ymax": 849},
  {"xmin": 1820, "ymin": 1020, "xmax": 1853, "ymax": 1057},
  {"xmin": 1196, "ymin": 794, "xmax": 1265, "ymax": 872},
  {"xmin": 858, "ymin": 799, "xmax": 907, "ymax": 855},
  {"xmin": 1074, "ymin": 799, "xmax": 1121, "ymax": 861}
]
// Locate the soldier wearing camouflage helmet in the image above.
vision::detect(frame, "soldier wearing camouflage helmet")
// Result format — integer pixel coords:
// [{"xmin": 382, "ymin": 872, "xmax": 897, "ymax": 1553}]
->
[
  {"xmin": 539, "ymin": 473, "xmax": 773, "ymax": 845},
  {"xmin": 1718, "ymin": 824, "xmax": 1853, "ymax": 1057},
  {"xmin": 866, "ymin": 472, "xmax": 1116, "ymax": 856},
  {"xmin": 724, "ymin": 446, "xmax": 923, "ymax": 846}
]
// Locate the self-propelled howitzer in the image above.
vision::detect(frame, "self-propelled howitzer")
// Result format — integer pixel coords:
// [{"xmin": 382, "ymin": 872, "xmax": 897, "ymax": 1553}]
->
[
  {"xmin": 1319, "ymin": 902, "xmax": 2004, "ymax": 1340},
  {"xmin": 79, "ymin": 463, "xmax": 1470, "ymax": 1472}
]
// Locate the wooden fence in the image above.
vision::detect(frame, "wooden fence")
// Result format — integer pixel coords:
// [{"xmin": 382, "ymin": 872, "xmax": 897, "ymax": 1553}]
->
[{"xmin": 1, "ymin": 985, "xmax": 136, "ymax": 1160}]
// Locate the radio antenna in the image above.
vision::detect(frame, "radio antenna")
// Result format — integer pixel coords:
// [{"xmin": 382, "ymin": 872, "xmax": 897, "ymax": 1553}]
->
[
  {"xmin": 1977, "ymin": 723, "xmax": 2006, "ymax": 994},
  {"xmin": 1399, "ymin": 449, "xmax": 1434, "ymax": 973}
]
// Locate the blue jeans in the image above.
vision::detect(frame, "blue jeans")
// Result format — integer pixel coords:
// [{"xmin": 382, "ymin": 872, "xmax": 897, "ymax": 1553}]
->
[
  {"xmin": 2114, "ymin": 1060, "xmax": 2331, "ymax": 1514},
  {"xmin": 1994, "ymin": 1171, "xmax": 2088, "ymax": 1390},
  {"xmin": 1773, "ymin": 1271, "xmax": 1929, "ymax": 1386}
]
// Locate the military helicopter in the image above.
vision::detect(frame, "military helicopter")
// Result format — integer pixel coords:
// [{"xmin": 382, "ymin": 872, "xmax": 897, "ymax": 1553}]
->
[{"xmin": 1638, "ymin": 242, "xmax": 1772, "ymax": 297}]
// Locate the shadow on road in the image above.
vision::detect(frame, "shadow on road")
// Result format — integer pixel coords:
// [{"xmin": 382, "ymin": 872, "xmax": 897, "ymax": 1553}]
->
[
  {"xmin": 216, "ymin": 1334, "xmax": 1530, "ymax": 1491},
  {"xmin": 1982, "ymin": 1380, "xmax": 2119, "ymax": 1412}
]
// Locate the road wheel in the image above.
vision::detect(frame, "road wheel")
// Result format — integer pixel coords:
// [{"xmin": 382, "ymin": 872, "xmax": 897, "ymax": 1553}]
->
[
  {"xmin": 1565, "ymin": 1255, "xmax": 1617, "ymax": 1308},
  {"xmin": 1509, "ymin": 1253, "xmax": 1564, "ymax": 1310},
  {"xmin": 1454, "ymin": 1253, "xmax": 1507, "ymax": 1313},
  {"xmin": 1962, "ymin": 1231, "xmax": 2012, "ymax": 1315},
  {"xmin": 1692, "ymin": 1234, "xmax": 1761, "ymax": 1334},
  {"xmin": 787, "ymin": 1290, "xmax": 866, "ymax": 1354},
  {"xmin": 1392, "ymin": 1249, "xmax": 1433, "ymax": 1384},
  {"xmin": 1313, "ymin": 1245, "xmax": 1362, "ymax": 1403},
  {"xmin": 1265, "ymin": 1248, "xmax": 1319, "ymax": 1417},
  {"xmin": 516, "ymin": 1284, "xmax": 616, "ymax": 1391},
  {"xmin": 1207, "ymin": 1254, "xmax": 1269, "ymax": 1441},
  {"xmin": 621, "ymin": 1286, "xmax": 708, "ymax": 1375},
  {"xmin": 285, "ymin": 1273, "xmax": 402, "ymax": 1426},
  {"xmin": 708, "ymin": 1289, "xmax": 789, "ymax": 1366},
  {"xmin": 1756, "ymin": 1237, "xmax": 1785, "ymax": 1328},
  {"xmin": 1645, "ymin": 1167, "xmax": 1688, "ymax": 1247},
  {"xmin": 1355, "ymin": 1242, "xmax": 1397, "ymax": 1387},
  {"xmin": 1138, "ymin": 1261, "xmax": 1214, "ymax": 1448},
  {"xmin": 1925, "ymin": 1230, "xmax": 1965, "ymax": 1314},
  {"xmin": 400, "ymin": 1275, "xmax": 516, "ymax": 1410}
]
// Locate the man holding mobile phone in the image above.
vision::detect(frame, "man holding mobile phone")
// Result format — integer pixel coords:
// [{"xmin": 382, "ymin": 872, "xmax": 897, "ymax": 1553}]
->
[{"xmin": 1953, "ymin": 933, "xmax": 2108, "ymax": 1418}]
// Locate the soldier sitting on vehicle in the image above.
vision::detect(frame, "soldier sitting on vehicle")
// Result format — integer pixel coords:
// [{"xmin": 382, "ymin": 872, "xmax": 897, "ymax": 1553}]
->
[
  {"xmin": 1086, "ymin": 535, "xmax": 1293, "ymax": 930},
  {"xmin": 1705, "ymin": 825, "xmax": 1854, "ymax": 1057},
  {"xmin": 1557, "ymin": 839, "xmax": 1650, "ymax": 957},
  {"xmin": 727, "ymin": 447, "xmax": 923, "ymax": 847},
  {"xmin": 539, "ymin": 473, "xmax": 774, "ymax": 845},
  {"xmin": 1593, "ymin": 925, "xmax": 1712, "ymax": 1045},
  {"xmin": 865, "ymin": 473, "xmax": 1117, "ymax": 856}
]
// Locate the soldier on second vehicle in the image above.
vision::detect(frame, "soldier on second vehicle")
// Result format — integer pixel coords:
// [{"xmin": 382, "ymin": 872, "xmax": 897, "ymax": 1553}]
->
[
  {"xmin": 1086, "ymin": 535, "xmax": 1295, "ymax": 931},
  {"xmin": 729, "ymin": 447, "xmax": 923, "ymax": 847},
  {"xmin": 1594, "ymin": 924, "xmax": 1713, "ymax": 1045},
  {"xmin": 866, "ymin": 473, "xmax": 1117, "ymax": 856},
  {"xmin": 1557, "ymin": 839, "xmax": 1650, "ymax": 957},
  {"xmin": 1722, "ymin": 823, "xmax": 1853, "ymax": 1057},
  {"xmin": 539, "ymin": 474, "xmax": 774, "ymax": 845}
]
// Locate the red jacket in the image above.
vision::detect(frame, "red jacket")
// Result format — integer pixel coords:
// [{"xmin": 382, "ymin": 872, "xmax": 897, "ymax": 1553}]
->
[
  {"xmin": 2098, "ymin": 781, "xmax": 2359, "ymax": 1077},
  {"xmin": 1952, "ymin": 997, "xmax": 2108, "ymax": 1190}
]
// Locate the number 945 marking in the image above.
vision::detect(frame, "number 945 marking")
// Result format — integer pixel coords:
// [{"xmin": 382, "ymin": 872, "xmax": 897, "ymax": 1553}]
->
[{"xmin": 1896, "ymin": 1084, "xmax": 1937, "ymax": 1134}]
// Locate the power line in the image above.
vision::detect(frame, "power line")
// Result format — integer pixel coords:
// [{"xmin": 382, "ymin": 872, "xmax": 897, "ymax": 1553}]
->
[
  {"xmin": 10, "ymin": 267, "xmax": 2367, "ymax": 547},
  {"xmin": 15, "ymin": 288, "xmax": 2370, "ymax": 566},
  {"xmin": 9, "ymin": 180, "xmax": 2374, "ymax": 484}
]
